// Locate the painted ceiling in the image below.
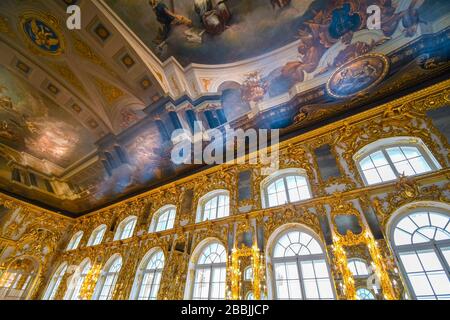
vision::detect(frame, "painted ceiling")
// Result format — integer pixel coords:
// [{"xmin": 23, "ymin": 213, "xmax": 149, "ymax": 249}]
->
[
  {"xmin": 106, "ymin": 0, "xmax": 449, "ymax": 66},
  {"xmin": 0, "ymin": 0, "xmax": 448, "ymax": 216}
]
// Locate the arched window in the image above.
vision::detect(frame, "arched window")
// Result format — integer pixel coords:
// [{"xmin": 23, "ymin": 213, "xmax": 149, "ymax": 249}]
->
[
  {"xmin": 244, "ymin": 266, "xmax": 253, "ymax": 281},
  {"xmin": 43, "ymin": 263, "xmax": 68, "ymax": 300},
  {"xmin": 150, "ymin": 206, "xmax": 176, "ymax": 232},
  {"xmin": 94, "ymin": 255, "xmax": 123, "ymax": 300},
  {"xmin": 132, "ymin": 249, "xmax": 165, "ymax": 300},
  {"xmin": 347, "ymin": 259, "xmax": 370, "ymax": 277},
  {"xmin": 390, "ymin": 208, "xmax": 450, "ymax": 300},
  {"xmin": 270, "ymin": 229, "xmax": 334, "ymax": 300},
  {"xmin": 66, "ymin": 231, "xmax": 83, "ymax": 251},
  {"xmin": 0, "ymin": 258, "xmax": 38, "ymax": 300},
  {"xmin": 197, "ymin": 190, "xmax": 230, "ymax": 222},
  {"xmin": 356, "ymin": 288, "xmax": 375, "ymax": 300},
  {"xmin": 246, "ymin": 291, "xmax": 254, "ymax": 300},
  {"xmin": 192, "ymin": 242, "xmax": 227, "ymax": 300},
  {"xmin": 64, "ymin": 259, "xmax": 91, "ymax": 300},
  {"xmin": 114, "ymin": 216, "xmax": 137, "ymax": 241},
  {"xmin": 354, "ymin": 137, "xmax": 440, "ymax": 186},
  {"xmin": 87, "ymin": 225, "xmax": 106, "ymax": 247},
  {"xmin": 261, "ymin": 169, "xmax": 312, "ymax": 208}
]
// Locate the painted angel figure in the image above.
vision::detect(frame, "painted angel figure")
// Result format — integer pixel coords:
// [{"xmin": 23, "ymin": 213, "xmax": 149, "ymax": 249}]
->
[
  {"xmin": 194, "ymin": 0, "xmax": 231, "ymax": 35},
  {"xmin": 149, "ymin": 0, "xmax": 193, "ymax": 45}
]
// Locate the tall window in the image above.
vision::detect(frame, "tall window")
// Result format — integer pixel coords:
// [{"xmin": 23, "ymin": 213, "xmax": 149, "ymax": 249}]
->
[
  {"xmin": 94, "ymin": 256, "xmax": 123, "ymax": 300},
  {"xmin": 198, "ymin": 191, "xmax": 230, "ymax": 222},
  {"xmin": 150, "ymin": 206, "xmax": 176, "ymax": 232},
  {"xmin": 134, "ymin": 249, "xmax": 165, "ymax": 300},
  {"xmin": 66, "ymin": 231, "xmax": 83, "ymax": 251},
  {"xmin": 87, "ymin": 225, "xmax": 107, "ymax": 247},
  {"xmin": 43, "ymin": 263, "xmax": 68, "ymax": 300},
  {"xmin": 356, "ymin": 138, "xmax": 440, "ymax": 186},
  {"xmin": 391, "ymin": 209, "xmax": 450, "ymax": 300},
  {"xmin": 271, "ymin": 229, "xmax": 334, "ymax": 300},
  {"xmin": 347, "ymin": 259, "xmax": 370, "ymax": 277},
  {"xmin": 192, "ymin": 242, "xmax": 227, "ymax": 300},
  {"xmin": 64, "ymin": 260, "xmax": 91, "ymax": 300},
  {"xmin": 0, "ymin": 258, "xmax": 37, "ymax": 300},
  {"xmin": 114, "ymin": 216, "xmax": 137, "ymax": 241},
  {"xmin": 262, "ymin": 170, "xmax": 312, "ymax": 208}
]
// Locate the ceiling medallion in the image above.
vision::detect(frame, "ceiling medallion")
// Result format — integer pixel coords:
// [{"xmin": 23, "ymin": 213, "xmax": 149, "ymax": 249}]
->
[
  {"xmin": 326, "ymin": 53, "xmax": 390, "ymax": 99},
  {"xmin": 19, "ymin": 12, "xmax": 65, "ymax": 56}
]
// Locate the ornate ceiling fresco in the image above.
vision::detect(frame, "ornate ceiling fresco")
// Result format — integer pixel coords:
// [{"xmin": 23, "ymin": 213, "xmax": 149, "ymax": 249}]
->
[{"xmin": 0, "ymin": 0, "xmax": 449, "ymax": 216}]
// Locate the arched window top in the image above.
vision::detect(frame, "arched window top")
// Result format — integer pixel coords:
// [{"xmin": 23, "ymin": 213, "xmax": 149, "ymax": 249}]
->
[
  {"xmin": 87, "ymin": 225, "xmax": 107, "ymax": 247},
  {"xmin": 197, "ymin": 242, "xmax": 227, "ymax": 265},
  {"xmin": 388, "ymin": 205, "xmax": 450, "ymax": 300},
  {"xmin": 114, "ymin": 216, "xmax": 137, "ymax": 241},
  {"xmin": 66, "ymin": 231, "xmax": 83, "ymax": 251},
  {"xmin": 197, "ymin": 190, "xmax": 230, "ymax": 223},
  {"xmin": 43, "ymin": 262, "xmax": 68, "ymax": 300},
  {"xmin": 261, "ymin": 168, "xmax": 312, "ymax": 208},
  {"xmin": 356, "ymin": 288, "xmax": 375, "ymax": 300},
  {"xmin": 348, "ymin": 259, "xmax": 370, "ymax": 277},
  {"xmin": 246, "ymin": 291, "xmax": 254, "ymax": 300},
  {"xmin": 354, "ymin": 137, "xmax": 441, "ymax": 186},
  {"xmin": 131, "ymin": 248, "xmax": 165, "ymax": 300},
  {"xmin": 150, "ymin": 205, "xmax": 176, "ymax": 233},
  {"xmin": 94, "ymin": 255, "xmax": 122, "ymax": 300},
  {"xmin": 145, "ymin": 249, "xmax": 165, "ymax": 270},
  {"xmin": 273, "ymin": 230, "xmax": 324, "ymax": 258},
  {"xmin": 392, "ymin": 210, "xmax": 450, "ymax": 247},
  {"xmin": 106, "ymin": 256, "xmax": 123, "ymax": 273}
]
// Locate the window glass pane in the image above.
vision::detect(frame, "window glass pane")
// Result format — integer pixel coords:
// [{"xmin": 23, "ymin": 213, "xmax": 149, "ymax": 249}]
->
[
  {"xmin": 408, "ymin": 157, "xmax": 431, "ymax": 174},
  {"xmin": 393, "ymin": 161, "xmax": 415, "ymax": 176},
  {"xmin": 376, "ymin": 165, "xmax": 397, "ymax": 182},
  {"xmin": 386, "ymin": 147, "xmax": 406, "ymax": 162},
  {"xmin": 370, "ymin": 151, "xmax": 388, "ymax": 166},
  {"xmin": 363, "ymin": 168, "xmax": 382, "ymax": 185},
  {"xmin": 360, "ymin": 156, "xmax": 374, "ymax": 170},
  {"xmin": 400, "ymin": 252, "xmax": 423, "ymax": 273}
]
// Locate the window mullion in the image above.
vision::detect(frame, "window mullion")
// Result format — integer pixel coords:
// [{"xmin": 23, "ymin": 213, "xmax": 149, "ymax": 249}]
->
[
  {"xmin": 382, "ymin": 148, "xmax": 401, "ymax": 178},
  {"xmin": 296, "ymin": 257, "xmax": 306, "ymax": 300},
  {"xmin": 283, "ymin": 177, "xmax": 290, "ymax": 204}
]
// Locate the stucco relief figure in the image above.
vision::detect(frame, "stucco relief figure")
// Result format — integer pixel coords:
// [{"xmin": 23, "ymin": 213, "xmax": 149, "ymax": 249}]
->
[
  {"xmin": 194, "ymin": 0, "xmax": 231, "ymax": 35},
  {"xmin": 149, "ymin": 0, "xmax": 193, "ymax": 45}
]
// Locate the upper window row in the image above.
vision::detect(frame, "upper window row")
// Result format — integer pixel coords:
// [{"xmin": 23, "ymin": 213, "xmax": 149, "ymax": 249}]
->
[{"xmin": 67, "ymin": 137, "xmax": 442, "ymax": 250}]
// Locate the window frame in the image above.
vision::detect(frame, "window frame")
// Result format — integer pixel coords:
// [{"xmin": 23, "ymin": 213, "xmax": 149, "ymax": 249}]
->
[
  {"xmin": 196, "ymin": 190, "xmax": 230, "ymax": 223},
  {"xmin": 191, "ymin": 242, "xmax": 227, "ymax": 300},
  {"xmin": 261, "ymin": 169, "xmax": 312, "ymax": 209},
  {"xmin": 150, "ymin": 205, "xmax": 177, "ymax": 233},
  {"xmin": 355, "ymin": 137, "xmax": 441, "ymax": 186},
  {"xmin": 42, "ymin": 263, "xmax": 68, "ymax": 300},
  {"xmin": 270, "ymin": 229, "xmax": 335, "ymax": 300},
  {"xmin": 134, "ymin": 249, "xmax": 165, "ymax": 300},
  {"xmin": 389, "ymin": 208, "xmax": 450, "ymax": 300},
  {"xmin": 87, "ymin": 225, "xmax": 107, "ymax": 247},
  {"xmin": 66, "ymin": 231, "xmax": 83, "ymax": 251},
  {"xmin": 347, "ymin": 258, "xmax": 370, "ymax": 278},
  {"xmin": 114, "ymin": 216, "xmax": 137, "ymax": 241},
  {"xmin": 64, "ymin": 259, "xmax": 91, "ymax": 300},
  {"xmin": 93, "ymin": 255, "xmax": 123, "ymax": 300}
]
